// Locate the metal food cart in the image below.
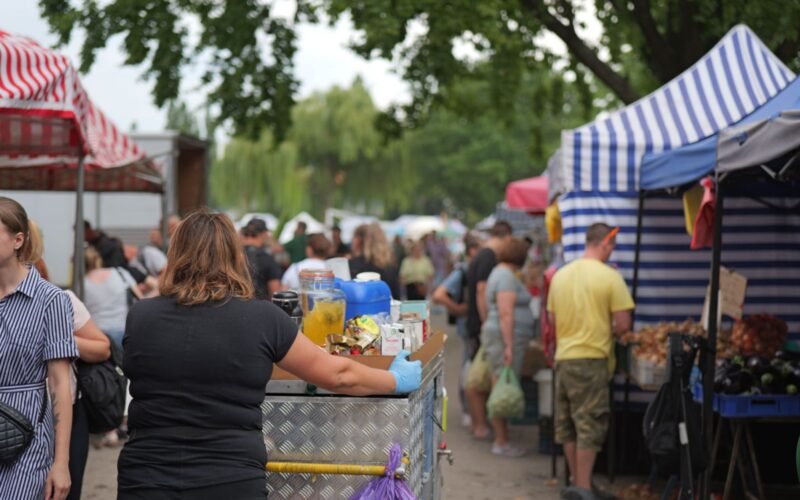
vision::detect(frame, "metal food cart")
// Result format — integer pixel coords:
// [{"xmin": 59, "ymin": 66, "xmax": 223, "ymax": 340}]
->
[{"xmin": 261, "ymin": 331, "xmax": 449, "ymax": 499}]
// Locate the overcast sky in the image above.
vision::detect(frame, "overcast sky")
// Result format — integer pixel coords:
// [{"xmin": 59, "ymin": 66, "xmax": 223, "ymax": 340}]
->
[{"xmin": 8, "ymin": 2, "xmax": 411, "ymax": 134}]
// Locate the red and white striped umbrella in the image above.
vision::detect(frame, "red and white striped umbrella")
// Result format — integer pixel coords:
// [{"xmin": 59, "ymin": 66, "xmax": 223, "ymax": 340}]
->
[{"xmin": 0, "ymin": 30, "xmax": 162, "ymax": 192}]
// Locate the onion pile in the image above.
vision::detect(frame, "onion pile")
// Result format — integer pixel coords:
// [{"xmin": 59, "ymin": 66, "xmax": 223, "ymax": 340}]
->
[{"xmin": 622, "ymin": 320, "xmax": 735, "ymax": 367}]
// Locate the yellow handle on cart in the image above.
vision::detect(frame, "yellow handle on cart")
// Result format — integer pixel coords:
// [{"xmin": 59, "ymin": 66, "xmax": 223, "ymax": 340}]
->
[
  {"xmin": 267, "ymin": 455, "xmax": 410, "ymax": 478},
  {"xmin": 266, "ymin": 461, "xmax": 387, "ymax": 476}
]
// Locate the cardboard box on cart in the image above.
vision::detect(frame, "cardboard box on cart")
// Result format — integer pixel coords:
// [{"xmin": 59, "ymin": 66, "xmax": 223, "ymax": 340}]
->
[{"xmin": 270, "ymin": 330, "xmax": 446, "ymax": 381}]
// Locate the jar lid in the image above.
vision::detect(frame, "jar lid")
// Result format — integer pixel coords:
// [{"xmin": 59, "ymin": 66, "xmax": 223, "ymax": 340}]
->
[
  {"xmin": 299, "ymin": 269, "xmax": 334, "ymax": 279},
  {"xmin": 355, "ymin": 272, "xmax": 381, "ymax": 282}
]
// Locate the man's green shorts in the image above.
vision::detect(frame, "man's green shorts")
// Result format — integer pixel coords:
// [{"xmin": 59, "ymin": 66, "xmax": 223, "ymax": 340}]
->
[{"xmin": 554, "ymin": 358, "xmax": 609, "ymax": 451}]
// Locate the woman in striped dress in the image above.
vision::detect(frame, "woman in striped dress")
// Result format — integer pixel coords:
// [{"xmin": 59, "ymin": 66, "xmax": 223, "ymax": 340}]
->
[{"xmin": 0, "ymin": 197, "xmax": 78, "ymax": 500}]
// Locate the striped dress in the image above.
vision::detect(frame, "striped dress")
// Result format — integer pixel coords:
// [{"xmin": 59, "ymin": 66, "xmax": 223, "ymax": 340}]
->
[{"xmin": 0, "ymin": 266, "xmax": 77, "ymax": 499}]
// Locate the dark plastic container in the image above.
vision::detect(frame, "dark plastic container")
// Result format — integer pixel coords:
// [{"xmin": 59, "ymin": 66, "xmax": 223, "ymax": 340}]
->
[{"xmin": 335, "ymin": 277, "xmax": 391, "ymax": 320}]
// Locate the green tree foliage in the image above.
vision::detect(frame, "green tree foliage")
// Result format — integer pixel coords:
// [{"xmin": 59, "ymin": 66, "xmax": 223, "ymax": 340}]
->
[
  {"xmin": 210, "ymin": 131, "xmax": 310, "ymax": 219},
  {"xmin": 211, "ymin": 80, "xmax": 416, "ymax": 218},
  {"xmin": 401, "ymin": 69, "xmax": 593, "ymax": 223},
  {"xmin": 40, "ymin": 0, "xmax": 800, "ymax": 136}
]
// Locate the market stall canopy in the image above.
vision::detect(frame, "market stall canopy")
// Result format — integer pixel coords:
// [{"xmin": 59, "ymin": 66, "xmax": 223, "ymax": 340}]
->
[
  {"xmin": 0, "ymin": 30, "xmax": 162, "ymax": 192},
  {"xmin": 278, "ymin": 211, "xmax": 325, "ymax": 244},
  {"xmin": 405, "ymin": 216, "xmax": 445, "ymax": 241},
  {"xmin": 556, "ymin": 24, "xmax": 793, "ymax": 193},
  {"xmin": 505, "ymin": 175, "xmax": 548, "ymax": 214},
  {"xmin": 717, "ymin": 109, "xmax": 800, "ymax": 175},
  {"xmin": 641, "ymin": 77, "xmax": 800, "ymax": 190}
]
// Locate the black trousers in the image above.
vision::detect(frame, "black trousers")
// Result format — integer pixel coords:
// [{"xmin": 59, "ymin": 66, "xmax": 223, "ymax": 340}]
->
[
  {"xmin": 67, "ymin": 398, "xmax": 89, "ymax": 500},
  {"xmin": 118, "ymin": 478, "xmax": 267, "ymax": 499}
]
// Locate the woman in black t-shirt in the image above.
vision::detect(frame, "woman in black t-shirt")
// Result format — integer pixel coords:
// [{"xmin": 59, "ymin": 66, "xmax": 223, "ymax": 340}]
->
[{"xmin": 117, "ymin": 211, "xmax": 422, "ymax": 500}]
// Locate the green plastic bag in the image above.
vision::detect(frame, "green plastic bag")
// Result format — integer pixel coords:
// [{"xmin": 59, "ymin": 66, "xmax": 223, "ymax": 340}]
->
[
  {"xmin": 466, "ymin": 346, "xmax": 492, "ymax": 393},
  {"xmin": 487, "ymin": 366, "xmax": 525, "ymax": 419}
]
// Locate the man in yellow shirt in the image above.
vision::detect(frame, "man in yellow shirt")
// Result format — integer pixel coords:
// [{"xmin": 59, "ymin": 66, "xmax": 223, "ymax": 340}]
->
[{"xmin": 547, "ymin": 223, "xmax": 634, "ymax": 498}]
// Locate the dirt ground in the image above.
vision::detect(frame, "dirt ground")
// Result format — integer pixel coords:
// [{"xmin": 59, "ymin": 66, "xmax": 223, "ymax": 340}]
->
[{"xmin": 79, "ymin": 314, "xmax": 626, "ymax": 499}]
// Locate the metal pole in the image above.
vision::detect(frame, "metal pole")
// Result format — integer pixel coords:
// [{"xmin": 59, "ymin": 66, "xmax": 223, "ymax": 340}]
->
[
  {"xmin": 700, "ymin": 177, "xmax": 725, "ymax": 499},
  {"xmin": 95, "ymin": 192, "xmax": 101, "ymax": 229},
  {"xmin": 631, "ymin": 190, "xmax": 645, "ymax": 303},
  {"xmin": 72, "ymin": 156, "xmax": 86, "ymax": 300},
  {"xmin": 160, "ymin": 190, "xmax": 169, "ymax": 252}
]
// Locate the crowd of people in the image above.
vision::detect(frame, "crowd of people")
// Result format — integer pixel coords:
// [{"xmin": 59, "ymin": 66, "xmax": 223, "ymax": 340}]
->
[
  {"xmin": 0, "ymin": 194, "xmax": 632, "ymax": 500},
  {"xmin": 0, "ymin": 198, "xmax": 422, "ymax": 500},
  {"xmin": 427, "ymin": 219, "xmax": 634, "ymax": 500}
]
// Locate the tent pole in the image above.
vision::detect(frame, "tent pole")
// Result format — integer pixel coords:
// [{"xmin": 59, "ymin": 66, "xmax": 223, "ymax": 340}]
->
[
  {"xmin": 160, "ymin": 189, "xmax": 169, "ymax": 252},
  {"xmin": 72, "ymin": 156, "xmax": 86, "ymax": 300},
  {"xmin": 701, "ymin": 176, "xmax": 725, "ymax": 500},
  {"xmin": 95, "ymin": 192, "xmax": 101, "ymax": 228},
  {"xmin": 631, "ymin": 190, "xmax": 645, "ymax": 303}
]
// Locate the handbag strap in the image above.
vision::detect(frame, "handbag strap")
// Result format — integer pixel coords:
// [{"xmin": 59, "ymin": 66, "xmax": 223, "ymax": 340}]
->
[{"xmin": 114, "ymin": 267, "xmax": 137, "ymax": 306}]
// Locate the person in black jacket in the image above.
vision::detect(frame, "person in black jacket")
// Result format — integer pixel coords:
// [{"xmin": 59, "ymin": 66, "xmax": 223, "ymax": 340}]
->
[{"xmin": 117, "ymin": 211, "xmax": 421, "ymax": 499}]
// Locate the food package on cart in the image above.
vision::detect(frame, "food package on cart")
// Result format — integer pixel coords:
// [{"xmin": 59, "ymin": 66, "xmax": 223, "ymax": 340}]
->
[
  {"xmin": 327, "ymin": 315, "xmax": 382, "ymax": 356},
  {"xmin": 381, "ymin": 323, "xmax": 405, "ymax": 356}
]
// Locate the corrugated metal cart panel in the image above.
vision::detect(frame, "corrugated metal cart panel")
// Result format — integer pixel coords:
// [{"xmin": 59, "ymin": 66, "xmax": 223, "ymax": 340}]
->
[{"xmin": 262, "ymin": 356, "xmax": 444, "ymax": 499}]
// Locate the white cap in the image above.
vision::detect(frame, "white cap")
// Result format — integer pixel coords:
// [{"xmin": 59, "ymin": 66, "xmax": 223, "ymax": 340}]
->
[{"xmin": 355, "ymin": 272, "xmax": 381, "ymax": 282}]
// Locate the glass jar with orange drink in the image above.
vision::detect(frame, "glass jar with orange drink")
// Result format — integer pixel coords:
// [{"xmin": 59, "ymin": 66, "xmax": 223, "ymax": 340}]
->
[{"xmin": 299, "ymin": 269, "xmax": 346, "ymax": 346}]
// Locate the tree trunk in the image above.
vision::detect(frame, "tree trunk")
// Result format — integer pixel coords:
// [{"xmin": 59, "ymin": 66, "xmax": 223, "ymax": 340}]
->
[{"xmin": 522, "ymin": 1, "xmax": 641, "ymax": 104}]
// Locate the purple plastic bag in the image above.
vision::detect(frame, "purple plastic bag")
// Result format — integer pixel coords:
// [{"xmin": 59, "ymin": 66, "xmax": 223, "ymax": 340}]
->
[{"xmin": 351, "ymin": 444, "xmax": 416, "ymax": 500}]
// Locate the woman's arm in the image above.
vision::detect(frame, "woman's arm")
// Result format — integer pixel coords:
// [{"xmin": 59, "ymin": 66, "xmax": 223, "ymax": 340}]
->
[
  {"xmin": 46, "ymin": 359, "xmax": 73, "ymax": 500},
  {"xmin": 74, "ymin": 319, "xmax": 111, "ymax": 363},
  {"xmin": 496, "ymin": 290, "xmax": 517, "ymax": 365},
  {"xmin": 277, "ymin": 333, "xmax": 420, "ymax": 395}
]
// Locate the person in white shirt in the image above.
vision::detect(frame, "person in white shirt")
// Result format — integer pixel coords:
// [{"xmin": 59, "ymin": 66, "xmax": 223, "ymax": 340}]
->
[{"xmin": 281, "ymin": 234, "xmax": 331, "ymax": 290}]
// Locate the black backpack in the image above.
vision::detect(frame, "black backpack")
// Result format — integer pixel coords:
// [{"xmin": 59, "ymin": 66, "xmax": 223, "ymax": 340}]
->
[
  {"xmin": 643, "ymin": 334, "xmax": 708, "ymax": 478},
  {"xmin": 76, "ymin": 342, "xmax": 127, "ymax": 433}
]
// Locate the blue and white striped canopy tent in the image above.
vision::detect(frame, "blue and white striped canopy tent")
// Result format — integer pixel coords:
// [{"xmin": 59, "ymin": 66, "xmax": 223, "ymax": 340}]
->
[
  {"xmin": 553, "ymin": 24, "xmax": 800, "ymax": 337},
  {"xmin": 641, "ymin": 76, "xmax": 800, "ymax": 190},
  {"xmin": 557, "ymin": 24, "xmax": 793, "ymax": 194}
]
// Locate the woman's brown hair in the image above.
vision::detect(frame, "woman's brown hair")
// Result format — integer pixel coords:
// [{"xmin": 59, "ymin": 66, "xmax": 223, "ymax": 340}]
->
[
  {"xmin": 496, "ymin": 237, "xmax": 529, "ymax": 268},
  {"xmin": 160, "ymin": 210, "xmax": 254, "ymax": 305},
  {"xmin": 0, "ymin": 197, "xmax": 34, "ymax": 263}
]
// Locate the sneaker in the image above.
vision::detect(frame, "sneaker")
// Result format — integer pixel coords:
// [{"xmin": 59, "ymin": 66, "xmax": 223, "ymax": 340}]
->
[
  {"xmin": 591, "ymin": 483, "xmax": 616, "ymax": 500},
  {"xmin": 560, "ymin": 486, "xmax": 596, "ymax": 500},
  {"xmin": 461, "ymin": 414, "xmax": 472, "ymax": 428},
  {"xmin": 490, "ymin": 443, "xmax": 527, "ymax": 458}
]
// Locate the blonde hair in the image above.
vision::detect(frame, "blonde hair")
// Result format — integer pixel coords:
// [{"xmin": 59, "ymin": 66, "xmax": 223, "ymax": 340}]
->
[
  {"xmin": 28, "ymin": 220, "xmax": 44, "ymax": 263},
  {"xmin": 28, "ymin": 220, "xmax": 50, "ymax": 280},
  {"xmin": 160, "ymin": 210, "xmax": 254, "ymax": 306},
  {"xmin": 84, "ymin": 246, "xmax": 104, "ymax": 272},
  {"xmin": 0, "ymin": 197, "xmax": 34, "ymax": 263},
  {"xmin": 354, "ymin": 223, "xmax": 395, "ymax": 268}
]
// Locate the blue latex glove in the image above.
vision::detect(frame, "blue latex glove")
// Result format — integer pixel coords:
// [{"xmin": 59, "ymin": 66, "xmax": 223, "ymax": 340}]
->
[{"xmin": 389, "ymin": 350, "xmax": 422, "ymax": 394}]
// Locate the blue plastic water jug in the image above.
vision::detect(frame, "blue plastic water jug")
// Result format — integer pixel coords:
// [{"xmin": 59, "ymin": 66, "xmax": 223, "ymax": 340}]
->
[{"xmin": 335, "ymin": 274, "xmax": 391, "ymax": 320}]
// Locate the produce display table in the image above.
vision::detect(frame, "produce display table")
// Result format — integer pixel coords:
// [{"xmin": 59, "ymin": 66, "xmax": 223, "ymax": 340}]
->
[
  {"xmin": 695, "ymin": 384, "xmax": 800, "ymax": 500},
  {"xmin": 261, "ymin": 332, "xmax": 447, "ymax": 499}
]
